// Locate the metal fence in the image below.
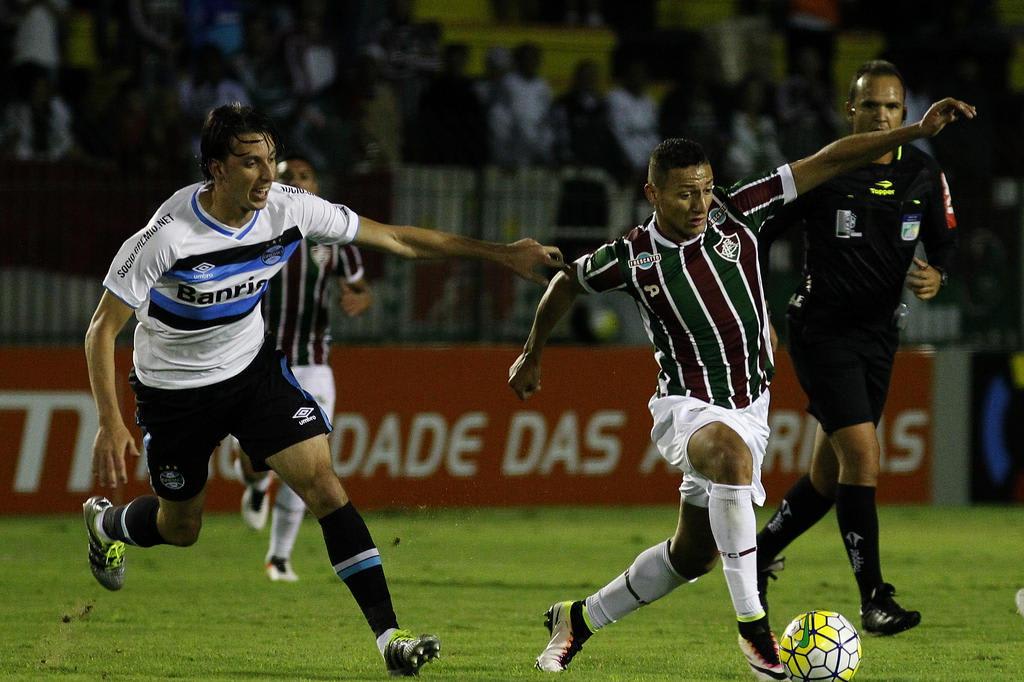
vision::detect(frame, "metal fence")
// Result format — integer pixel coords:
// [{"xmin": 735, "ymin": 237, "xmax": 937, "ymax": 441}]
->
[{"xmin": 2, "ymin": 161, "xmax": 1022, "ymax": 348}]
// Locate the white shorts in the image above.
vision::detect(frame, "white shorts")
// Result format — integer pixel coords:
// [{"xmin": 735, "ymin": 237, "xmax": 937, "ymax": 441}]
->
[
  {"xmin": 289, "ymin": 364, "xmax": 336, "ymax": 419},
  {"xmin": 648, "ymin": 390, "xmax": 771, "ymax": 508}
]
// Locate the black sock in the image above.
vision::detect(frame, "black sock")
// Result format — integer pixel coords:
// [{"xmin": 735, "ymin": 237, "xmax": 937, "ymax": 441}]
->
[
  {"xmin": 319, "ymin": 503, "xmax": 398, "ymax": 637},
  {"xmin": 835, "ymin": 483, "xmax": 882, "ymax": 603},
  {"xmin": 570, "ymin": 601, "xmax": 593, "ymax": 640},
  {"xmin": 756, "ymin": 475, "xmax": 834, "ymax": 567},
  {"xmin": 102, "ymin": 496, "xmax": 166, "ymax": 547}
]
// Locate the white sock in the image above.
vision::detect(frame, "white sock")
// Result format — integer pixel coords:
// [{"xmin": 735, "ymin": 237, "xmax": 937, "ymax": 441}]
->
[
  {"xmin": 268, "ymin": 483, "xmax": 305, "ymax": 560},
  {"xmin": 708, "ymin": 483, "xmax": 764, "ymax": 619},
  {"xmin": 252, "ymin": 473, "xmax": 272, "ymax": 493},
  {"xmin": 585, "ymin": 540, "xmax": 688, "ymax": 630},
  {"xmin": 376, "ymin": 627, "xmax": 399, "ymax": 655},
  {"xmin": 93, "ymin": 509, "xmax": 114, "ymax": 543}
]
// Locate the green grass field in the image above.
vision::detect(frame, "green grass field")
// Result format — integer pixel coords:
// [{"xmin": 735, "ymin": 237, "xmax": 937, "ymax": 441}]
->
[{"xmin": 3, "ymin": 506, "xmax": 1022, "ymax": 681}]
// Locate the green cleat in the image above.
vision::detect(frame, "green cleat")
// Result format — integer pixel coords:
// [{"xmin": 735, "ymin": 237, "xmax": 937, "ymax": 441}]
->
[
  {"xmin": 83, "ymin": 496, "xmax": 126, "ymax": 591},
  {"xmin": 383, "ymin": 629, "xmax": 440, "ymax": 677}
]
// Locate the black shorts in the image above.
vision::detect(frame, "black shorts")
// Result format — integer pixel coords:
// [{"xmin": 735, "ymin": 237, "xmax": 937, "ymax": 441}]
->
[
  {"xmin": 129, "ymin": 339, "xmax": 332, "ymax": 501},
  {"xmin": 787, "ymin": 316, "xmax": 898, "ymax": 434}
]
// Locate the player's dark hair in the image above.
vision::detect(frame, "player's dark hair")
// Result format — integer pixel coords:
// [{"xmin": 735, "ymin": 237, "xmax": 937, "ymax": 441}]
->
[
  {"xmin": 648, "ymin": 138, "xmax": 709, "ymax": 187},
  {"xmin": 847, "ymin": 60, "xmax": 906, "ymax": 104},
  {"xmin": 199, "ymin": 103, "xmax": 282, "ymax": 181}
]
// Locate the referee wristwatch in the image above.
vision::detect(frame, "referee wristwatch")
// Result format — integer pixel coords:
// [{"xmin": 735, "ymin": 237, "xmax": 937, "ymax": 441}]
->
[{"xmin": 935, "ymin": 266, "xmax": 949, "ymax": 287}]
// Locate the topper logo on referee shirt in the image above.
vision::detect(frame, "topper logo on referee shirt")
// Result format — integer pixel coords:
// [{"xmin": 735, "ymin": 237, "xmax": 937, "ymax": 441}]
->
[
  {"xmin": 293, "ymin": 407, "xmax": 317, "ymax": 425},
  {"xmin": 628, "ymin": 252, "xmax": 662, "ymax": 270}
]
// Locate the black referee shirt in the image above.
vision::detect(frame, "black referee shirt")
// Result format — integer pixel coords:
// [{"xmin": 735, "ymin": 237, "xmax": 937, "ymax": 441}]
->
[{"xmin": 760, "ymin": 144, "xmax": 958, "ymax": 325}]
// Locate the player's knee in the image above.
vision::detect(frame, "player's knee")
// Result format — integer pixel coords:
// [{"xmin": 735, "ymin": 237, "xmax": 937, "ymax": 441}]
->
[
  {"xmin": 668, "ymin": 543, "xmax": 717, "ymax": 580},
  {"xmin": 692, "ymin": 425, "xmax": 752, "ymax": 485},
  {"xmin": 292, "ymin": 470, "xmax": 348, "ymax": 517}
]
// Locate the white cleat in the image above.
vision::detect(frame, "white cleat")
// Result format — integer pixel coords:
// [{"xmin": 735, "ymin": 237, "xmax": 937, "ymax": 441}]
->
[
  {"xmin": 535, "ymin": 601, "xmax": 589, "ymax": 672},
  {"xmin": 266, "ymin": 556, "xmax": 299, "ymax": 582},
  {"xmin": 241, "ymin": 485, "xmax": 268, "ymax": 531}
]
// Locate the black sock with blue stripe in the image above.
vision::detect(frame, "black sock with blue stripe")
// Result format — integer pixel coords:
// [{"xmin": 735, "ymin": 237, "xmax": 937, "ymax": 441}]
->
[{"xmin": 319, "ymin": 502, "xmax": 398, "ymax": 637}]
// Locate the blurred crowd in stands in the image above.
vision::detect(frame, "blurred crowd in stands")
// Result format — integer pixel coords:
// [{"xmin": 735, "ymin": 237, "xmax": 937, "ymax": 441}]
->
[{"xmin": 0, "ymin": 0, "xmax": 1017, "ymax": 199}]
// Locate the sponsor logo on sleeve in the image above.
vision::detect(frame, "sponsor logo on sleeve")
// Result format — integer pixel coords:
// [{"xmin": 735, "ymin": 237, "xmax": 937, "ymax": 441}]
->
[
  {"xmin": 627, "ymin": 252, "xmax": 662, "ymax": 270},
  {"xmin": 261, "ymin": 244, "xmax": 284, "ymax": 265}
]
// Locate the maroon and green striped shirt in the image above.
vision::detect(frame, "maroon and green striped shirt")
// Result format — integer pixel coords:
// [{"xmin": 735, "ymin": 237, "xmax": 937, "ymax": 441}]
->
[
  {"xmin": 265, "ymin": 241, "xmax": 364, "ymax": 366},
  {"xmin": 575, "ymin": 165, "xmax": 797, "ymax": 408}
]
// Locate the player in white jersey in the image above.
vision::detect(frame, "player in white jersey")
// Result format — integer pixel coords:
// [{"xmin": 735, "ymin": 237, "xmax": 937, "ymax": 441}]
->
[
  {"xmin": 510, "ymin": 97, "xmax": 974, "ymax": 680},
  {"xmin": 236, "ymin": 155, "xmax": 374, "ymax": 583},
  {"xmin": 81, "ymin": 103, "xmax": 563, "ymax": 677}
]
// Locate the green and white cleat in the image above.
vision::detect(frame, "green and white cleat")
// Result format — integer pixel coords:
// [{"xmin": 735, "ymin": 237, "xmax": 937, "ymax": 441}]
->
[
  {"xmin": 383, "ymin": 629, "xmax": 440, "ymax": 677},
  {"xmin": 83, "ymin": 496, "xmax": 126, "ymax": 591}
]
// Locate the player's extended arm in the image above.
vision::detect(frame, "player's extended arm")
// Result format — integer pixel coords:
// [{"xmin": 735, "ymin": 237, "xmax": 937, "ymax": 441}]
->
[
  {"xmin": 508, "ymin": 270, "xmax": 583, "ymax": 400},
  {"xmin": 790, "ymin": 97, "xmax": 976, "ymax": 196},
  {"xmin": 354, "ymin": 217, "xmax": 564, "ymax": 285},
  {"xmin": 84, "ymin": 291, "xmax": 139, "ymax": 487}
]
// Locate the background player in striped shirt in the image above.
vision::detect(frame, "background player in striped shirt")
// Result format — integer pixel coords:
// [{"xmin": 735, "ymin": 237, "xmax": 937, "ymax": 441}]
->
[
  {"xmin": 237, "ymin": 155, "xmax": 373, "ymax": 583},
  {"xmin": 82, "ymin": 104, "xmax": 563, "ymax": 677},
  {"xmin": 510, "ymin": 96, "xmax": 974, "ymax": 680}
]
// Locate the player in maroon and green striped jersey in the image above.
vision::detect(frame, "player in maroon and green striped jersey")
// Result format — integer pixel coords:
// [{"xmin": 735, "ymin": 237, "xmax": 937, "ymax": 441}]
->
[
  {"xmin": 238, "ymin": 156, "xmax": 373, "ymax": 583},
  {"xmin": 510, "ymin": 96, "xmax": 974, "ymax": 680}
]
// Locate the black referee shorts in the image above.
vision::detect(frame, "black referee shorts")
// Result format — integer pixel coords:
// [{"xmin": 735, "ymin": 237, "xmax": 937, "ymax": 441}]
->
[
  {"xmin": 786, "ymin": 317, "xmax": 898, "ymax": 435},
  {"xmin": 129, "ymin": 339, "xmax": 332, "ymax": 501}
]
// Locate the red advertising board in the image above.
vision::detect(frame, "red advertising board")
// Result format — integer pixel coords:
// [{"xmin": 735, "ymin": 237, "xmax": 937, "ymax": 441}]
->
[{"xmin": 0, "ymin": 346, "xmax": 933, "ymax": 514}]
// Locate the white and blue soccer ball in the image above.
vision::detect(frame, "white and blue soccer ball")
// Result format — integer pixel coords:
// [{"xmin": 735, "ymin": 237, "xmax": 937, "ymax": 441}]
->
[{"xmin": 778, "ymin": 610, "xmax": 862, "ymax": 681}]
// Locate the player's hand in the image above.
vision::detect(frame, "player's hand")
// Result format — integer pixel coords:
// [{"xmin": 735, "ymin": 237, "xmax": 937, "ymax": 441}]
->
[
  {"xmin": 905, "ymin": 257, "xmax": 942, "ymax": 300},
  {"xmin": 506, "ymin": 239, "xmax": 564, "ymax": 285},
  {"xmin": 92, "ymin": 421, "xmax": 139, "ymax": 488},
  {"xmin": 508, "ymin": 351, "xmax": 542, "ymax": 400},
  {"xmin": 918, "ymin": 97, "xmax": 976, "ymax": 137},
  {"xmin": 340, "ymin": 279, "xmax": 373, "ymax": 317}
]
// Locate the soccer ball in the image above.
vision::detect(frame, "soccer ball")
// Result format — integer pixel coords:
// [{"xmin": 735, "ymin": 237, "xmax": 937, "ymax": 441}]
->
[{"xmin": 779, "ymin": 610, "xmax": 862, "ymax": 681}]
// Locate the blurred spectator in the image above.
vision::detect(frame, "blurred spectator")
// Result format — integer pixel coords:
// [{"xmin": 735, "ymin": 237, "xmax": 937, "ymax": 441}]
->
[
  {"xmin": 775, "ymin": 45, "xmax": 842, "ymax": 160},
  {"xmin": 3, "ymin": 63, "xmax": 76, "ymax": 160},
  {"xmin": 417, "ymin": 43, "xmax": 487, "ymax": 166},
  {"xmin": 659, "ymin": 43, "xmax": 728, "ymax": 172},
  {"xmin": 177, "ymin": 44, "xmax": 249, "ymax": 152},
  {"xmin": 606, "ymin": 57, "xmax": 659, "ymax": 181},
  {"xmin": 284, "ymin": 0, "xmax": 339, "ymax": 104},
  {"xmin": 11, "ymin": 0, "xmax": 67, "ymax": 82},
  {"xmin": 498, "ymin": 42, "xmax": 554, "ymax": 168},
  {"xmin": 234, "ymin": 10, "xmax": 295, "ymax": 122},
  {"xmin": 127, "ymin": 0, "xmax": 184, "ymax": 89},
  {"xmin": 347, "ymin": 50, "xmax": 403, "ymax": 172},
  {"xmin": 723, "ymin": 74, "xmax": 785, "ymax": 183},
  {"xmin": 783, "ymin": 0, "xmax": 838, "ymax": 97},
  {"xmin": 474, "ymin": 46, "xmax": 515, "ymax": 166},
  {"xmin": 551, "ymin": 59, "xmax": 620, "ymax": 175},
  {"xmin": 183, "ymin": 0, "xmax": 244, "ymax": 59},
  {"xmin": 368, "ymin": 0, "xmax": 442, "ymax": 138}
]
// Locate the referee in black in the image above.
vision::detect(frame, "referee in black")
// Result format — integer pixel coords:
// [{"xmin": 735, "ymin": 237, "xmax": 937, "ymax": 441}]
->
[{"xmin": 754, "ymin": 60, "xmax": 959, "ymax": 635}]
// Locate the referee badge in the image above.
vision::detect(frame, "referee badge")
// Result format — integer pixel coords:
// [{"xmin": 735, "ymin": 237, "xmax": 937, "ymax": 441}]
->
[{"xmin": 901, "ymin": 213, "xmax": 921, "ymax": 241}]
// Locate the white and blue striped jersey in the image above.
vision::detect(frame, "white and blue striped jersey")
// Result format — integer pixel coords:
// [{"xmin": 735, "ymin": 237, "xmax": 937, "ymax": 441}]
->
[{"xmin": 103, "ymin": 182, "xmax": 360, "ymax": 389}]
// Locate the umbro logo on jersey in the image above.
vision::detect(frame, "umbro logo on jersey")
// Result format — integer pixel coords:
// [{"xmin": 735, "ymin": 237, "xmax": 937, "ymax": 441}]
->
[
  {"xmin": 714, "ymin": 234, "xmax": 740, "ymax": 262},
  {"xmin": 293, "ymin": 407, "xmax": 317, "ymax": 425},
  {"xmin": 628, "ymin": 252, "xmax": 662, "ymax": 270},
  {"xmin": 190, "ymin": 262, "xmax": 216, "ymax": 280}
]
